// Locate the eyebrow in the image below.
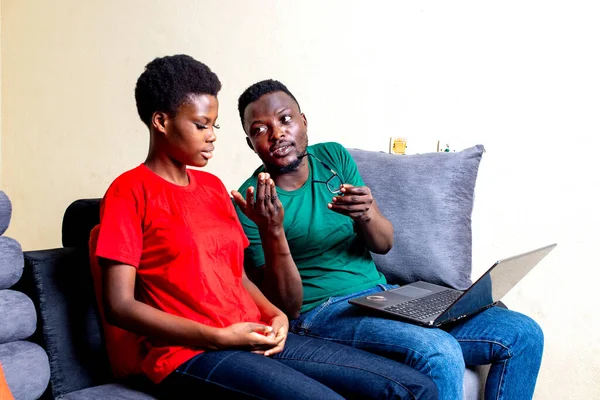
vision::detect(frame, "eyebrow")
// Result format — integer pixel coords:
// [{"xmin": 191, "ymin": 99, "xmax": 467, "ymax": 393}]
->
[
  {"xmin": 275, "ymin": 107, "xmax": 292, "ymax": 115},
  {"xmin": 193, "ymin": 115, "xmax": 214, "ymax": 123},
  {"xmin": 249, "ymin": 119, "xmax": 264, "ymax": 127}
]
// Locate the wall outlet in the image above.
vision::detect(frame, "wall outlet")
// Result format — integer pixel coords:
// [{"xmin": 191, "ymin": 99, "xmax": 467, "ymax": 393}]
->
[
  {"xmin": 389, "ymin": 137, "xmax": 408, "ymax": 154},
  {"xmin": 436, "ymin": 140, "xmax": 456, "ymax": 152}
]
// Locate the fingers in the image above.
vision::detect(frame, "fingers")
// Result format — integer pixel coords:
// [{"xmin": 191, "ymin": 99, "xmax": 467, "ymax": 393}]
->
[
  {"xmin": 264, "ymin": 334, "xmax": 287, "ymax": 357},
  {"xmin": 340, "ymin": 184, "xmax": 369, "ymax": 195},
  {"xmin": 329, "ymin": 185, "xmax": 372, "ymax": 207},
  {"xmin": 245, "ymin": 186, "xmax": 255, "ymax": 210},
  {"xmin": 231, "ymin": 190, "xmax": 247, "ymax": 208},
  {"xmin": 256, "ymin": 173, "xmax": 279, "ymax": 212},
  {"xmin": 270, "ymin": 179, "xmax": 281, "ymax": 209},
  {"xmin": 248, "ymin": 323, "xmax": 273, "ymax": 335},
  {"xmin": 255, "ymin": 173, "xmax": 268, "ymax": 208},
  {"xmin": 247, "ymin": 324, "xmax": 279, "ymax": 348},
  {"xmin": 327, "ymin": 185, "xmax": 373, "ymax": 219}
]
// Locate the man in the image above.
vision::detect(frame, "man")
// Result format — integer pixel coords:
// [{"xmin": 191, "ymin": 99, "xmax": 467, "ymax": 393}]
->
[{"xmin": 232, "ymin": 79, "xmax": 544, "ymax": 400}]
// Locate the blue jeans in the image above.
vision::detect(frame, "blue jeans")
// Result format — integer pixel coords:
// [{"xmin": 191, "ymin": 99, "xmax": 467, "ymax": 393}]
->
[
  {"xmin": 290, "ymin": 284, "xmax": 544, "ymax": 400},
  {"xmin": 159, "ymin": 333, "xmax": 437, "ymax": 399}
]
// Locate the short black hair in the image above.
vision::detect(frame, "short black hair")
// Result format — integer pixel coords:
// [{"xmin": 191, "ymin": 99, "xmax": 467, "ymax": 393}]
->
[
  {"xmin": 135, "ymin": 54, "xmax": 222, "ymax": 128},
  {"xmin": 237, "ymin": 79, "xmax": 300, "ymax": 128}
]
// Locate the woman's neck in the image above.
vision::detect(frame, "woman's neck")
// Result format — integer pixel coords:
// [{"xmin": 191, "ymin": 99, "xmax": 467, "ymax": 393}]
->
[{"xmin": 144, "ymin": 153, "xmax": 189, "ymax": 186}]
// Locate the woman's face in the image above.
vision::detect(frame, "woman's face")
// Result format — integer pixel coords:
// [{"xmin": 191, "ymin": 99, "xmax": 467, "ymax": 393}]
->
[{"xmin": 159, "ymin": 93, "xmax": 219, "ymax": 168}]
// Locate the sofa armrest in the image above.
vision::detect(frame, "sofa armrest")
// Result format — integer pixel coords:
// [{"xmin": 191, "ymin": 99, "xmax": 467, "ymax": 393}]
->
[{"xmin": 22, "ymin": 248, "xmax": 112, "ymax": 398}]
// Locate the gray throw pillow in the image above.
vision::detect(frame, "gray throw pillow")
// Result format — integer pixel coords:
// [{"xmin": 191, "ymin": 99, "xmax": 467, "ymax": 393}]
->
[
  {"xmin": 0, "ymin": 190, "xmax": 11, "ymax": 236},
  {"xmin": 348, "ymin": 145, "xmax": 485, "ymax": 290},
  {"xmin": 0, "ymin": 290, "xmax": 37, "ymax": 343},
  {"xmin": 0, "ymin": 237, "xmax": 24, "ymax": 290}
]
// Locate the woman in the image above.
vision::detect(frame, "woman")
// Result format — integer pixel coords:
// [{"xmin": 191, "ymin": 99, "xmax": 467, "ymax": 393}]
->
[{"xmin": 94, "ymin": 54, "xmax": 437, "ymax": 399}]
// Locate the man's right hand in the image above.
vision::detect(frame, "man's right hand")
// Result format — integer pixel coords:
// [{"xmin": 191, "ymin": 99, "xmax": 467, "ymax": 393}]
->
[
  {"xmin": 216, "ymin": 322, "xmax": 284, "ymax": 353},
  {"xmin": 232, "ymin": 172, "xmax": 284, "ymax": 233}
]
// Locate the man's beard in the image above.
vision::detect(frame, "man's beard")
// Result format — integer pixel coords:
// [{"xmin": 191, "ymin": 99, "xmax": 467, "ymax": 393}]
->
[{"xmin": 267, "ymin": 149, "xmax": 308, "ymax": 174}]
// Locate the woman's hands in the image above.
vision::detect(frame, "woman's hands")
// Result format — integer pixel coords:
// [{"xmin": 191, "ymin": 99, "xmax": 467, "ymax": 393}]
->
[
  {"xmin": 262, "ymin": 314, "xmax": 289, "ymax": 357},
  {"xmin": 217, "ymin": 313, "xmax": 288, "ymax": 357}
]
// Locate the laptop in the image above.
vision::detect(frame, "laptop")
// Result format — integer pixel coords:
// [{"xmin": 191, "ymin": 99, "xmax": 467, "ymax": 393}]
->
[{"xmin": 349, "ymin": 243, "xmax": 556, "ymax": 327}]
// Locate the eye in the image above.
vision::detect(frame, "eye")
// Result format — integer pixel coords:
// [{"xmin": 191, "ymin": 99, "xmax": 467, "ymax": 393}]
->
[
  {"xmin": 213, "ymin": 124, "xmax": 220, "ymax": 130},
  {"xmin": 281, "ymin": 115, "xmax": 292, "ymax": 123},
  {"xmin": 195, "ymin": 123, "xmax": 208, "ymax": 130},
  {"xmin": 252, "ymin": 126, "xmax": 267, "ymax": 136}
]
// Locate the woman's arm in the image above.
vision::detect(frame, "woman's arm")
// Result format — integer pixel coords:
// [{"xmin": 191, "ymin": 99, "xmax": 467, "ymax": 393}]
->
[{"xmin": 101, "ymin": 258, "xmax": 280, "ymax": 351}]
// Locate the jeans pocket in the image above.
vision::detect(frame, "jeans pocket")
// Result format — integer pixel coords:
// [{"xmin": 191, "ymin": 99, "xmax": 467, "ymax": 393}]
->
[
  {"xmin": 292, "ymin": 284, "xmax": 399, "ymax": 334},
  {"xmin": 291, "ymin": 298, "xmax": 333, "ymax": 333}
]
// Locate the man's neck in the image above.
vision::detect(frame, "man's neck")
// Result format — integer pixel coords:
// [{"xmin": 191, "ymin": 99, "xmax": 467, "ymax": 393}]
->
[{"xmin": 268, "ymin": 160, "xmax": 310, "ymax": 191}]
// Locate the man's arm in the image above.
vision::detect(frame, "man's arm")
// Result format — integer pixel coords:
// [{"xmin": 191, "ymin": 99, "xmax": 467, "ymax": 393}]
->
[
  {"xmin": 232, "ymin": 173, "xmax": 304, "ymax": 319},
  {"xmin": 329, "ymin": 185, "xmax": 394, "ymax": 254}
]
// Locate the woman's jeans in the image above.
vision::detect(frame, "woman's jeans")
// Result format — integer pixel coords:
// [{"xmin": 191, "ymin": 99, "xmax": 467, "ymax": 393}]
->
[
  {"xmin": 290, "ymin": 284, "xmax": 544, "ymax": 400},
  {"xmin": 159, "ymin": 333, "xmax": 437, "ymax": 399}
]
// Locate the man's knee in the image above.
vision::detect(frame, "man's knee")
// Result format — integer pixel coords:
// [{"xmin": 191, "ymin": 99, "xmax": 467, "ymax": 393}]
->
[
  {"xmin": 512, "ymin": 313, "xmax": 544, "ymax": 357},
  {"xmin": 410, "ymin": 331, "xmax": 465, "ymax": 376}
]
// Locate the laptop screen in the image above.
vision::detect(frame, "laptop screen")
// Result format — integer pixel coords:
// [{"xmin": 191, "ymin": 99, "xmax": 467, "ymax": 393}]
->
[{"xmin": 435, "ymin": 244, "xmax": 556, "ymax": 325}]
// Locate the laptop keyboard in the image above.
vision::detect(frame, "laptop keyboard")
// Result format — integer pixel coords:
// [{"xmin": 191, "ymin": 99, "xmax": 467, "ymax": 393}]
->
[{"xmin": 383, "ymin": 289, "xmax": 462, "ymax": 320}]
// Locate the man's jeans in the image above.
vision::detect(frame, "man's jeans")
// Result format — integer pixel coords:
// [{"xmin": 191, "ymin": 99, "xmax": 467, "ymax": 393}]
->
[
  {"xmin": 159, "ymin": 333, "xmax": 437, "ymax": 399},
  {"xmin": 290, "ymin": 284, "xmax": 544, "ymax": 400}
]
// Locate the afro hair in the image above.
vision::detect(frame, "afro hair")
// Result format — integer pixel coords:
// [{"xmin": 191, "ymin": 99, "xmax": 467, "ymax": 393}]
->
[{"xmin": 135, "ymin": 54, "xmax": 221, "ymax": 128}]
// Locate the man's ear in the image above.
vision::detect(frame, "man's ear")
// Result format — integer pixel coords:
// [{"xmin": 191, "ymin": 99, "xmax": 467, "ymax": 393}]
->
[
  {"xmin": 246, "ymin": 137, "xmax": 255, "ymax": 152},
  {"xmin": 301, "ymin": 112, "xmax": 308, "ymax": 128},
  {"xmin": 151, "ymin": 111, "xmax": 168, "ymax": 135}
]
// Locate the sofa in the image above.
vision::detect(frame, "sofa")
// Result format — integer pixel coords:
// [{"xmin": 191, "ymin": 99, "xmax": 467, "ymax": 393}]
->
[
  {"xmin": 0, "ymin": 190, "xmax": 51, "ymax": 400},
  {"xmin": 4, "ymin": 145, "xmax": 493, "ymax": 399}
]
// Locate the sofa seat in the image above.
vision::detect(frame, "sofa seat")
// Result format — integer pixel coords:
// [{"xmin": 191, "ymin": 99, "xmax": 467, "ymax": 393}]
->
[{"xmin": 58, "ymin": 384, "xmax": 157, "ymax": 400}]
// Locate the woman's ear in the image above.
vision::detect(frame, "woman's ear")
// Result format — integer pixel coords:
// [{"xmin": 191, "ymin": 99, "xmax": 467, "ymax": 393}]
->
[{"xmin": 151, "ymin": 112, "xmax": 168, "ymax": 134}]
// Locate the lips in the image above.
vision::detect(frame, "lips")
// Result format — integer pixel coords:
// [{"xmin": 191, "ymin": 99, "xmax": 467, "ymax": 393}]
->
[
  {"xmin": 200, "ymin": 148, "xmax": 214, "ymax": 159},
  {"xmin": 270, "ymin": 142, "xmax": 294, "ymax": 157}
]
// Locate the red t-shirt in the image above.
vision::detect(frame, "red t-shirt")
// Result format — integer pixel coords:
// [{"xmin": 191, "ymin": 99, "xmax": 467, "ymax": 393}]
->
[{"xmin": 95, "ymin": 164, "xmax": 264, "ymax": 383}]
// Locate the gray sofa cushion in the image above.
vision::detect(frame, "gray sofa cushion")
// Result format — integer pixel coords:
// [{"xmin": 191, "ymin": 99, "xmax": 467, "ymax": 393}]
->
[
  {"xmin": 0, "ymin": 237, "xmax": 24, "ymax": 290},
  {"xmin": 0, "ymin": 190, "xmax": 11, "ymax": 236},
  {"xmin": 348, "ymin": 145, "xmax": 485, "ymax": 290},
  {"xmin": 0, "ymin": 290, "xmax": 36, "ymax": 343},
  {"xmin": 59, "ymin": 383, "xmax": 158, "ymax": 400},
  {"xmin": 23, "ymin": 248, "xmax": 113, "ymax": 398},
  {"xmin": 23, "ymin": 248, "xmax": 160, "ymax": 399},
  {"xmin": 0, "ymin": 340, "xmax": 50, "ymax": 400}
]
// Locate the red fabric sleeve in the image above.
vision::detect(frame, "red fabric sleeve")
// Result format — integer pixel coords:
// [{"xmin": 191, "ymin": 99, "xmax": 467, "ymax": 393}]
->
[{"xmin": 96, "ymin": 182, "xmax": 143, "ymax": 267}]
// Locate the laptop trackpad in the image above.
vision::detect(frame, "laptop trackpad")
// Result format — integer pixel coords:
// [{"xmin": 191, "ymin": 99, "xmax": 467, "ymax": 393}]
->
[{"xmin": 394, "ymin": 286, "xmax": 432, "ymax": 298}]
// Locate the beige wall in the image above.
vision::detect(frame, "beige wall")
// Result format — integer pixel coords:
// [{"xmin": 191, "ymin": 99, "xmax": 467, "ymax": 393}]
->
[{"xmin": 2, "ymin": 1, "xmax": 599, "ymax": 398}]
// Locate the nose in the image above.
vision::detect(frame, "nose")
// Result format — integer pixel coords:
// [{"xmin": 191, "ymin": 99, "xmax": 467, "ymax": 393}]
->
[
  {"xmin": 207, "ymin": 127, "xmax": 217, "ymax": 142},
  {"xmin": 271, "ymin": 124, "xmax": 286, "ymax": 141}
]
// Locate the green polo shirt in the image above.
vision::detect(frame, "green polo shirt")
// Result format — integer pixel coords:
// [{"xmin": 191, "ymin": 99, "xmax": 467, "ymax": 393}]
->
[{"xmin": 235, "ymin": 142, "xmax": 386, "ymax": 313}]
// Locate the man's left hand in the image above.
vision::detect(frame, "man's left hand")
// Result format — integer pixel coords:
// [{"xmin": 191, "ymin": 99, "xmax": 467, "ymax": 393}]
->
[{"xmin": 328, "ymin": 184, "xmax": 375, "ymax": 222}]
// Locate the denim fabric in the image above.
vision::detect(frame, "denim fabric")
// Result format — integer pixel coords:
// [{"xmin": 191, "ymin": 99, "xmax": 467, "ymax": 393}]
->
[
  {"xmin": 159, "ymin": 333, "xmax": 437, "ymax": 399},
  {"xmin": 290, "ymin": 285, "xmax": 543, "ymax": 400}
]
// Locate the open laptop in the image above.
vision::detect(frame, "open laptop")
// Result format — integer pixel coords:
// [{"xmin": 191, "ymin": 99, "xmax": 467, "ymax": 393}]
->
[{"xmin": 349, "ymin": 243, "xmax": 556, "ymax": 327}]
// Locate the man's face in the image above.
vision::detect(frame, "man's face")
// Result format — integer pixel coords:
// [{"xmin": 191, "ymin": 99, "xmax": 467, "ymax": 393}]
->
[{"xmin": 243, "ymin": 91, "xmax": 308, "ymax": 174}]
